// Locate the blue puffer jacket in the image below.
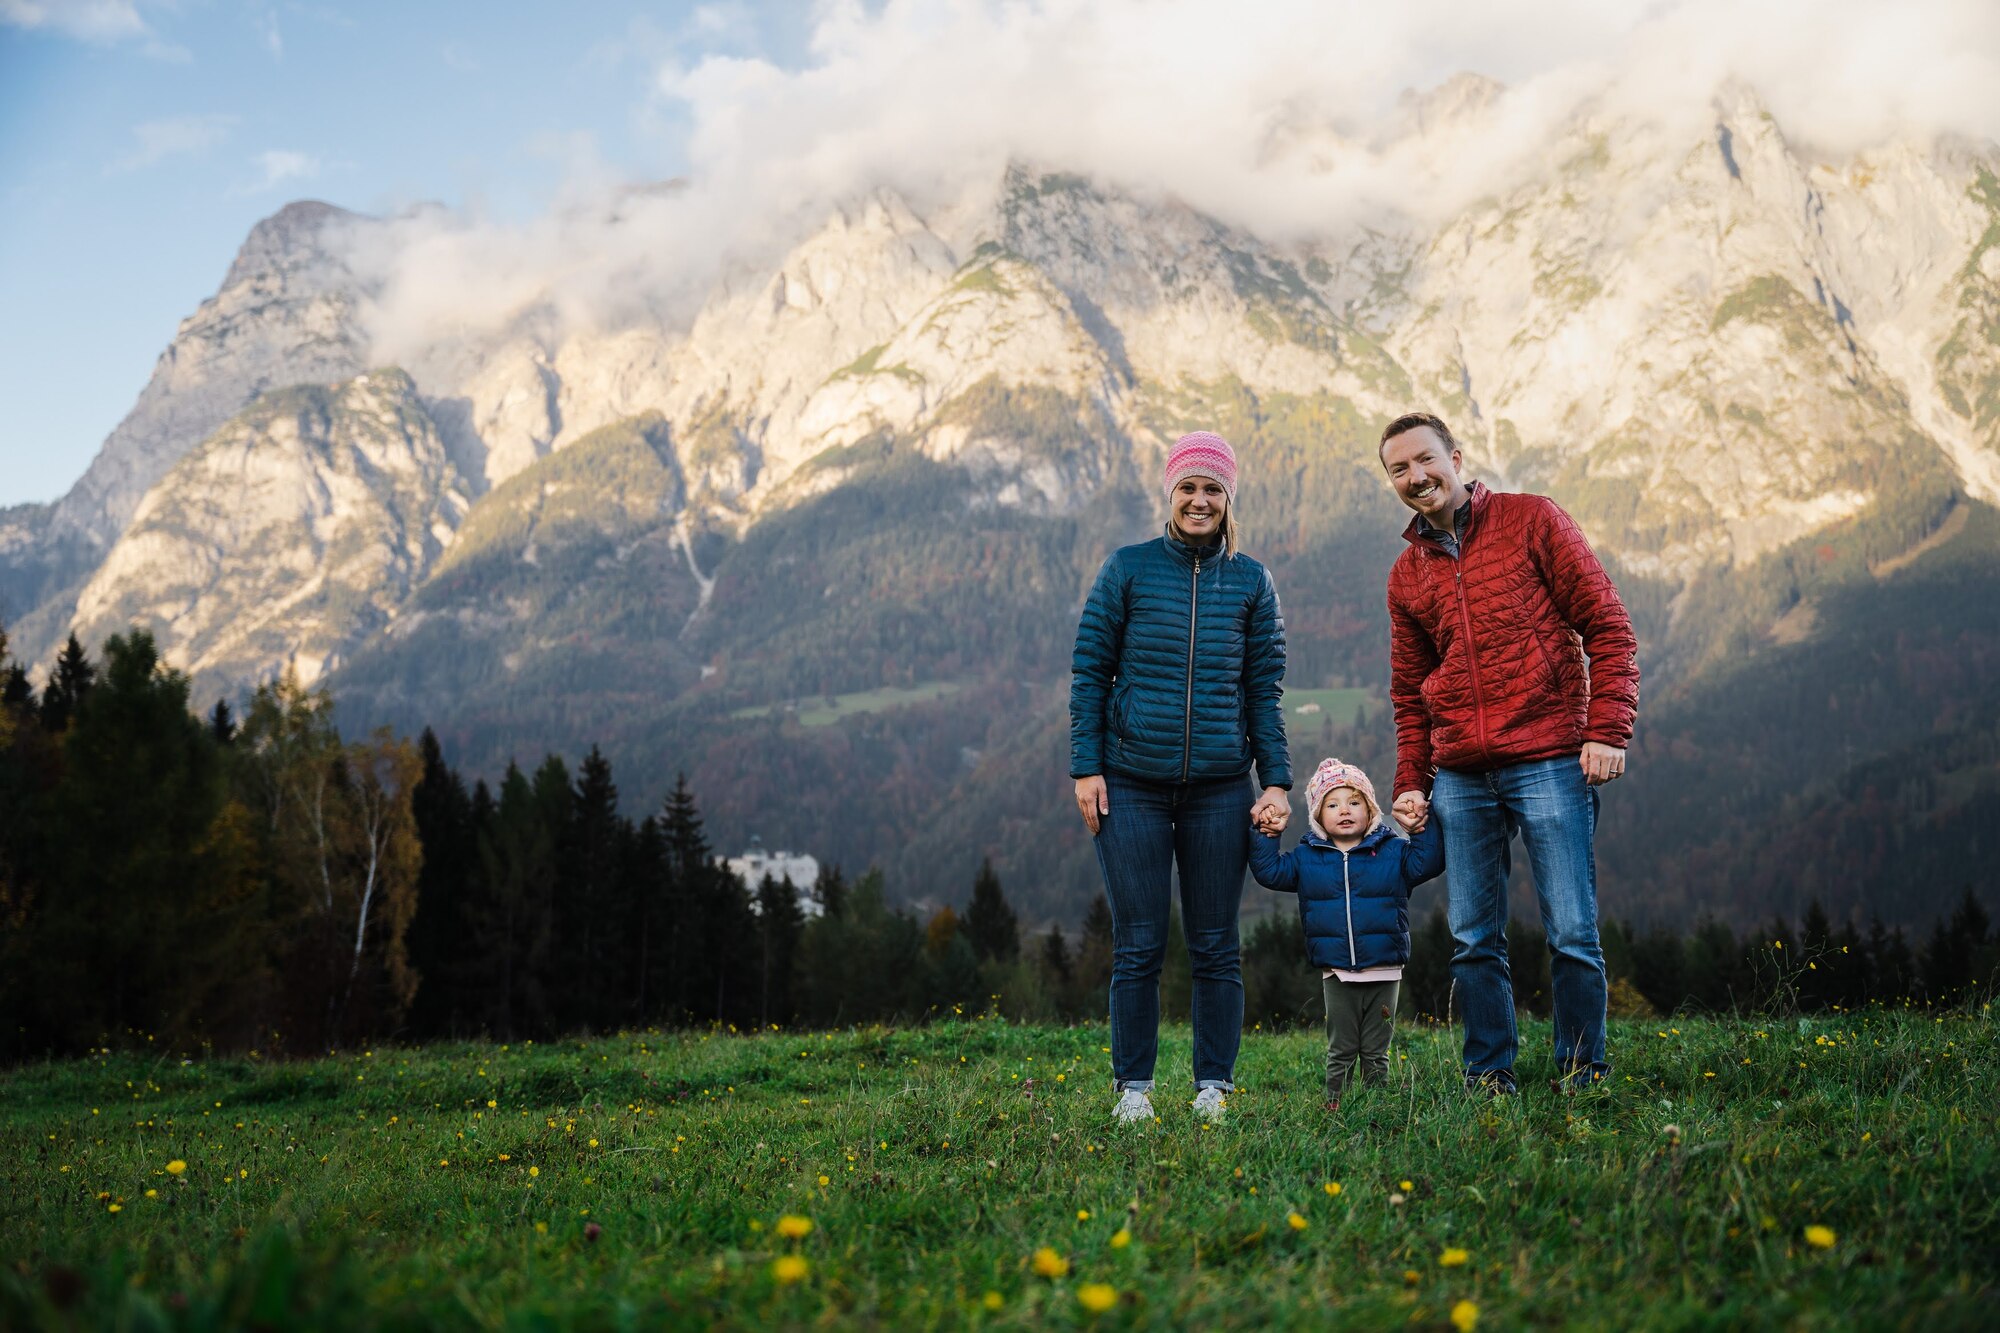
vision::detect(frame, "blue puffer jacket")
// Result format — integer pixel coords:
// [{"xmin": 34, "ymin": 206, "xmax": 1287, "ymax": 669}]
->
[
  {"xmin": 1247, "ymin": 821, "xmax": 1444, "ymax": 971},
  {"xmin": 1070, "ymin": 534, "xmax": 1291, "ymax": 789}
]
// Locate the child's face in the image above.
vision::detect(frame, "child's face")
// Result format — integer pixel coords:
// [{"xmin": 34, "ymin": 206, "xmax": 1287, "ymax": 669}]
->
[{"xmin": 1320, "ymin": 786, "xmax": 1371, "ymax": 839}]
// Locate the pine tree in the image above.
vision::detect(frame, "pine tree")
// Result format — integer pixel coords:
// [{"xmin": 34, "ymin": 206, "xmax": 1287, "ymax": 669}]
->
[
  {"xmin": 1039, "ymin": 925, "xmax": 1072, "ymax": 985},
  {"xmin": 209, "ymin": 698, "xmax": 237, "ymax": 745},
  {"xmin": 755, "ymin": 873, "xmax": 805, "ymax": 1027},
  {"xmin": 561, "ymin": 746, "xmax": 627, "ymax": 1030},
  {"xmin": 38, "ymin": 632, "xmax": 94, "ymax": 733},
  {"xmin": 1077, "ymin": 893, "xmax": 1114, "ymax": 994},
  {"xmin": 405, "ymin": 729, "xmax": 475, "ymax": 1037},
  {"xmin": 31, "ymin": 632, "xmax": 258, "ymax": 1049},
  {"xmin": 812, "ymin": 863, "xmax": 849, "ymax": 919},
  {"xmin": 965, "ymin": 857, "xmax": 1019, "ymax": 963}
]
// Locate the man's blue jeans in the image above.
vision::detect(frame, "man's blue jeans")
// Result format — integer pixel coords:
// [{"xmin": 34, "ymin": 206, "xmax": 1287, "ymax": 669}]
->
[
  {"xmin": 1093, "ymin": 771, "xmax": 1252, "ymax": 1093},
  {"xmin": 1430, "ymin": 756, "xmax": 1609, "ymax": 1084}
]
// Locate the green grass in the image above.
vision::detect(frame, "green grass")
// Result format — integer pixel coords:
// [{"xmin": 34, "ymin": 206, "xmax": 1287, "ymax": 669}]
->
[
  {"xmin": 729, "ymin": 682, "xmax": 963, "ymax": 727},
  {"xmin": 3, "ymin": 1011, "xmax": 1993, "ymax": 1329},
  {"xmin": 1280, "ymin": 687, "xmax": 1376, "ymax": 725}
]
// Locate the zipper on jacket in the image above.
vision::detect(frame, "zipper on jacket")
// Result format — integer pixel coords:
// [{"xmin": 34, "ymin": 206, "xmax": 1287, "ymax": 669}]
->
[
  {"xmin": 1181, "ymin": 555, "xmax": 1200, "ymax": 782},
  {"xmin": 1445, "ymin": 515, "xmax": 1495, "ymax": 766},
  {"xmin": 1341, "ymin": 851, "xmax": 1357, "ymax": 968}
]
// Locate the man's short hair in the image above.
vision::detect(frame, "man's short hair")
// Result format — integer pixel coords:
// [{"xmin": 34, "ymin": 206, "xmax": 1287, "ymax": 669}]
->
[{"xmin": 1379, "ymin": 411, "xmax": 1458, "ymax": 457}]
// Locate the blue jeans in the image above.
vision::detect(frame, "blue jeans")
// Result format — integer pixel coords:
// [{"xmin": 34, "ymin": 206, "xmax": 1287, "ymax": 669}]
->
[
  {"xmin": 1093, "ymin": 770, "xmax": 1252, "ymax": 1092},
  {"xmin": 1430, "ymin": 756, "xmax": 1609, "ymax": 1084}
]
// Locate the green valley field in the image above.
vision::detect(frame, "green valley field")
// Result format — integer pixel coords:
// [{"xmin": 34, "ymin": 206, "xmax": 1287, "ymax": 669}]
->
[{"xmin": 3, "ymin": 1011, "xmax": 1994, "ymax": 1330}]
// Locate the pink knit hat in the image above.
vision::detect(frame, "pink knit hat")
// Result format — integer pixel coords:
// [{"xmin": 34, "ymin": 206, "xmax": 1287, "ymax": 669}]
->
[
  {"xmin": 1164, "ymin": 431, "xmax": 1238, "ymax": 502},
  {"xmin": 1304, "ymin": 757, "xmax": 1384, "ymax": 840}
]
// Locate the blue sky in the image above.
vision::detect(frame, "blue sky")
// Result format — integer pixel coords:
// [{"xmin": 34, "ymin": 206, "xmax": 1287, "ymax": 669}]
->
[{"xmin": 0, "ymin": 1, "xmax": 805, "ymax": 507}]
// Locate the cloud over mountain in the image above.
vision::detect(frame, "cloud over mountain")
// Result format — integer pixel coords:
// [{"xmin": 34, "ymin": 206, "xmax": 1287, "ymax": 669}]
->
[{"xmin": 344, "ymin": 0, "xmax": 2000, "ymax": 361}]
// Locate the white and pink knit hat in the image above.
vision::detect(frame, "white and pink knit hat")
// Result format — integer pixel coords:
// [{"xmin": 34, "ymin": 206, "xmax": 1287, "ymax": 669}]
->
[
  {"xmin": 1304, "ymin": 758, "xmax": 1384, "ymax": 840},
  {"xmin": 1164, "ymin": 431, "xmax": 1238, "ymax": 502}
]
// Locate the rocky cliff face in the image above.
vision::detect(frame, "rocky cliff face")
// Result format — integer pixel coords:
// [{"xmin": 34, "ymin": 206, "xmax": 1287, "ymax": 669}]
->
[{"xmin": 69, "ymin": 369, "xmax": 468, "ymax": 696}]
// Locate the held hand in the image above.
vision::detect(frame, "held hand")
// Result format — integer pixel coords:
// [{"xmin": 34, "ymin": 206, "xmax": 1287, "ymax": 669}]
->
[
  {"xmin": 1250, "ymin": 787, "xmax": 1290, "ymax": 835},
  {"xmin": 1580, "ymin": 742, "xmax": 1627, "ymax": 786},
  {"xmin": 1392, "ymin": 790, "xmax": 1430, "ymax": 834},
  {"xmin": 1075, "ymin": 775, "xmax": 1110, "ymax": 834}
]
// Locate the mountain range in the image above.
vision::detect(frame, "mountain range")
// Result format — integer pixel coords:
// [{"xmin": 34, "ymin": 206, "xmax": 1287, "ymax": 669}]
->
[{"xmin": 6, "ymin": 81, "xmax": 1999, "ymax": 929}]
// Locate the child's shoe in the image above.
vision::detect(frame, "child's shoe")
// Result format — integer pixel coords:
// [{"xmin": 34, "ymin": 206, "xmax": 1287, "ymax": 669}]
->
[
  {"xmin": 1112, "ymin": 1088, "xmax": 1154, "ymax": 1124},
  {"xmin": 1191, "ymin": 1087, "xmax": 1228, "ymax": 1120}
]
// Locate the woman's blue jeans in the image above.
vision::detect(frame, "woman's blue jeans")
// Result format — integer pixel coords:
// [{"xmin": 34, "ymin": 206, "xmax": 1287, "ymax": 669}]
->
[
  {"xmin": 1430, "ymin": 755, "xmax": 1610, "ymax": 1085},
  {"xmin": 1093, "ymin": 770, "xmax": 1253, "ymax": 1093}
]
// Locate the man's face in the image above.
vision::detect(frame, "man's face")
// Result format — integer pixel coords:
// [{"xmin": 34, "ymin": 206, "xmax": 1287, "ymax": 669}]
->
[{"xmin": 1380, "ymin": 426, "xmax": 1468, "ymax": 523}]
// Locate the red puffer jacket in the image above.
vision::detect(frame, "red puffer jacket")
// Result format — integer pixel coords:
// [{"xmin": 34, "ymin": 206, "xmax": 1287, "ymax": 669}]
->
[{"xmin": 1387, "ymin": 482, "xmax": 1639, "ymax": 797}]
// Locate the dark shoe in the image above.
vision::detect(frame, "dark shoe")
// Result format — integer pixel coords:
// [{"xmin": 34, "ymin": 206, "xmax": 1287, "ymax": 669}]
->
[
  {"xmin": 1553, "ymin": 1063, "xmax": 1610, "ymax": 1094},
  {"xmin": 1465, "ymin": 1070, "xmax": 1518, "ymax": 1098}
]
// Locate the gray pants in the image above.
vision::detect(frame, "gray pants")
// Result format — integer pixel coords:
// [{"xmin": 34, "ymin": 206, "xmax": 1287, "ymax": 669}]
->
[{"xmin": 1323, "ymin": 978, "xmax": 1399, "ymax": 1100}]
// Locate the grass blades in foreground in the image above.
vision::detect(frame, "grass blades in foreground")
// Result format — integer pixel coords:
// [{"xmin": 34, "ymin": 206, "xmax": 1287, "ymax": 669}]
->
[{"xmin": 1, "ymin": 1010, "xmax": 1994, "ymax": 1329}]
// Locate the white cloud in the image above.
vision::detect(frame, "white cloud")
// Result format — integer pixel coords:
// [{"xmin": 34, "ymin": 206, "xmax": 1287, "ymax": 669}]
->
[
  {"xmin": 0, "ymin": 0, "xmax": 147, "ymax": 41},
  {"xmin": 108, "ymin": 113, "xmax": 235, "ymax": 172},
  {"xmin": 1, "ymin": 0, "xmax": 183, "ymax": 54},
  {"xmin": 243, "ymin": 149, "xmax": 321, "ymax": 192},
  {"xmin": 257, "ymin": 12, "xmax": 281, "ymax": 58},
  {"xmin": 346, "ymin": 0, "xmax": 2000, "ymax": 359}
]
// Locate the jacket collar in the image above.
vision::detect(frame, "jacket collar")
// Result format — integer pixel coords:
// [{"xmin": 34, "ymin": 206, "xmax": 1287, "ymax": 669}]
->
[
  {"xmin": 1160, "ymin": 530, "xmax": 1224, "ymax": 566},
  {"xmin": 1400, "ymin": 479, "xmax": 1491, "ymax": 550},
  {"xmin": 1300, "ymin": 824, "xmax": 1397, "ymax": 854}
]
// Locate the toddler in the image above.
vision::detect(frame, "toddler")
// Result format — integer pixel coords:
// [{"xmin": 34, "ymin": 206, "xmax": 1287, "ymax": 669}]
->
[{"xmin": 1249, "ymin": 758, "xmax": 1443, "ymax": 1107}]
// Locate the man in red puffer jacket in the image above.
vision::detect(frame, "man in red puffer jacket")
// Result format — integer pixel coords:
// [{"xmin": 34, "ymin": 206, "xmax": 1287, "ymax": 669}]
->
[{"xmin": 1379, "ymin": 412, "xmax": 1638, "ymax": 1096}]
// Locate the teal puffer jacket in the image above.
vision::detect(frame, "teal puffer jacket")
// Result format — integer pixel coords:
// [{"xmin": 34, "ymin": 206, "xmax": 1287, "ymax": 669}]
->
[{"xmin": 1070, "ymin": 534, "xmax": 1291, "ymax": 789}]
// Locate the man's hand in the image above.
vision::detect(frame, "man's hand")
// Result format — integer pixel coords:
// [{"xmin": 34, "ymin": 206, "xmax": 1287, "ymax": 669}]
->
[
  {"xmin": 1393, "ymin": 790, "xmax": 1430, "ymax": 833},
  {"xmin": 1075, "ymin": 775, "xmax": 1109, "ymax": 834},
  {"xmin": 1250, "ymin": 787, "xmax": 1290, "ymax": 835},
  {"xmin": 1580, "ymin": 742, "xmax": 1626, "ymax": 786}
]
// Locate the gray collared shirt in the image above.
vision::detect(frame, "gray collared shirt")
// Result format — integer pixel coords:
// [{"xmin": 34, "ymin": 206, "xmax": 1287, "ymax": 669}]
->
[{"xmin": 1416, "ymin": 499, "xmax": 1474, "ymax": 559}]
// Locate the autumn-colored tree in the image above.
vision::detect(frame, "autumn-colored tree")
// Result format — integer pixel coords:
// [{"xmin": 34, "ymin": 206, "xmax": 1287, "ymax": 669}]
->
[{"xmin": 238, "ymin": 669, "xmax": 422, "ymax": 1048}]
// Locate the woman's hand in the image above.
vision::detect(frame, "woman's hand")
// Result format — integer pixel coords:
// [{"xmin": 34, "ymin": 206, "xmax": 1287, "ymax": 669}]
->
[
  {"xmin": 1250, "ymin": 787, "xmax": 1289, "ymax": 834},
  {"xmin": 1075, "ymin": 775, "xmax": 1109, "ymax": 834}
]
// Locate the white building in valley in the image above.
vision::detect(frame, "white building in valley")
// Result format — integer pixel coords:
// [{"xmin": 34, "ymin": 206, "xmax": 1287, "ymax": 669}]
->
[{"xmin": 727, "ymin": 839, "xmax": 824, "ymax": 918}]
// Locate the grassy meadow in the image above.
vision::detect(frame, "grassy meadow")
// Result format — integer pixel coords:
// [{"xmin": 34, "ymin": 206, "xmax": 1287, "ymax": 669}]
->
[{"xmin": 2, "ymin": 1008, "xmax": 1994, "ymax": 1330}]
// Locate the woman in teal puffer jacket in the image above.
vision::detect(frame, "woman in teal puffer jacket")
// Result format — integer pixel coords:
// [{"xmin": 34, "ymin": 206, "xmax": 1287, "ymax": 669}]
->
[{"xmin": 1069, "ymin": 431, "xmax": 1292, "ymax": 1125}]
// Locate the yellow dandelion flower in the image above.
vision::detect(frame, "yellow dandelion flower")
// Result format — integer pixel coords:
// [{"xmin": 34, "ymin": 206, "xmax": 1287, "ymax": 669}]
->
[
  {"xmin": 1110, "ymin": 1228, "xmax": 1131, "ymax": 1249},
  {"xmin": 107, "ymin": 1203, "xmax": 122, "ymax": 1213},
  {"xmin": 1804, "ymin": 1225, "xmax": 1836, "ymax": 1249},
  {"xmin": 1451, "ymin": 1299, "xmax": 1479, "ymax": 1331},
  {"xmin": 982, "ymin": 1291, "xmax": 1004, "ymax": 1310},
  {"xmin": 1399, "ymin": 1179, "xmax": 1414, "ymax": 1191},
  {"xmin": 528, "ymin": 1166, "xmax": 540, "ymax": 1177},
  {"xmin": 1077, "ymin": 1209, "xmax": 1091, "ymax": 1221},
  {"xmin": 1323, "ymin": 1181, "xmax": 1342, "ymax": 1196},
  {"xmin": 1440, "ymin": 1247, "xmax": 1469, "ymax": 1267},
  {"xmin": 776, "ymin": 1214, "xmax": 814, "ymax": 1240},
  {"xmin": 144, "ymin": 1189, "xmax": 157, "ymax": 1198},
  {"xmin": 1287, "ymin": 1212, "xmax": 1308, "ymax": 1231},
  {"xmin": 1032, "ymin": 1247, "xmax": 1069, "ymax": 1278},
  {"xmin": 588, "ymin": 1138, "xmax": 598, "ymax": 1148},
  {"xmin": 771, "ymin": 1255, "xmax": 809, "ymax": 1284},
  {"xmin": 166, "ymin": 1160, "xmax": 187, "ymax": 1176},
  {"xmin": 535, "ymin": 1221, "xmax": 548, "ymax": 1235},
  {"xmin": 1077, "ymin": 1283, "xmax": 1118, "ymax": 1313},
  {"xmin": 1402, "ymin": 1269, "xmax": 1420, "ymax": 1284},
  {"xmin": 818, "ymin": 1174, "xmax": 830, "ymax": 1187}
]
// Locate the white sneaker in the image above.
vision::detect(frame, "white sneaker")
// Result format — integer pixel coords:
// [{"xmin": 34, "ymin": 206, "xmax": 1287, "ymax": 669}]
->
[
  {"xmin": 1192, "ymin": 1087, "xmax": 1229, "ymax": 1120},
  {"xmin": 1112, "ymin": 1088, "xmax": 1154, "ymax": 1123}
]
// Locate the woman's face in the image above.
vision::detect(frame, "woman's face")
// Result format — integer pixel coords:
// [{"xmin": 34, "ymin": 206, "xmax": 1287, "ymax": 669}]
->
[{"xmin": 1171, "ymin": 477, "xmax": 1228, "ymax": 542}]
